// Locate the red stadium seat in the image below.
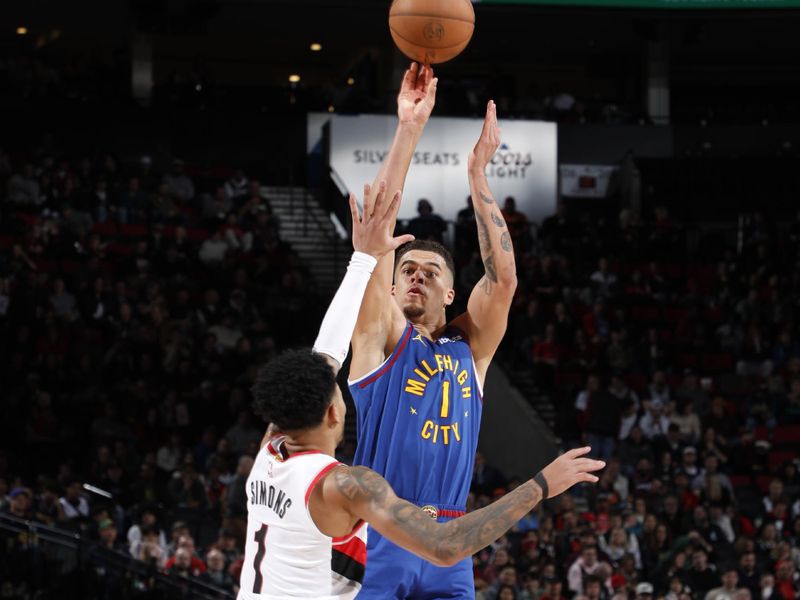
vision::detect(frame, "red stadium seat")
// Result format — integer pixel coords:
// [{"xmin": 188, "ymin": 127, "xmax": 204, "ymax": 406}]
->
[
  {"xmin": 756, "ymin": 475, "xmax": 773, "ymax": 493},
  {"xmin": 729, "ymin": 474, "xmax": 751, "ymax": 488},
  {"xmin": 701, "ymin": 353, "xmax": 733, "ymax": 372},
  {"xmin": 773, "ymin": 425, "xmax": 800, "ymax": 445},
  {"xmin": 93, "ymin": 222, "xmax": 119, "ymax": 236},
  {"xmin": 120, "ymin": 224, "xmax": 148, "ymax": 238},
  {"xmin": 768, "ymin": 451, "xmax": 797, "ymax": 471}
]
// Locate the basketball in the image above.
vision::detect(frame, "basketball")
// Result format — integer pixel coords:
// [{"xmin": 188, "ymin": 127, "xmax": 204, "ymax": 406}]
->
[{"xmin": 389, "ymin": 0, "xmax": 475, "ymax": 65}]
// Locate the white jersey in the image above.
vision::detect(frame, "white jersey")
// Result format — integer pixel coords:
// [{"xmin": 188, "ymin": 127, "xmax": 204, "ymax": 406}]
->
[{"xmin": 237, "ymin": 437, "xmax": 368, "ymax": 600}]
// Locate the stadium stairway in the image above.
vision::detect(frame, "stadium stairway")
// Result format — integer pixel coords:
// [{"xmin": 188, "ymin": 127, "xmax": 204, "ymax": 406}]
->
[
  {"xmin": 503, "ymin": 366, "xmax": 558, "ymax": 432},
  {"xmin": 265, "ymin": 187, "xmax": 351, "ymax": 296}
]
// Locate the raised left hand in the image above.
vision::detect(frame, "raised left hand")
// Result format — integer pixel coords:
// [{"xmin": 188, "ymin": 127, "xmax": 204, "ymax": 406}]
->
[{"xmin": 468, "ymin": 100, "xmax": 501, "ymax": 174}]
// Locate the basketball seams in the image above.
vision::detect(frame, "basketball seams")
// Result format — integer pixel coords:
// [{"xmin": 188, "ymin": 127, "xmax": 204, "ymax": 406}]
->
[
  {"xmin": 389, "ymin": 14, "xmax": 475, "ymax": 25},
  {"xmin": 389, "ymin": 26, "xmax": 473, "ymax": 51}
]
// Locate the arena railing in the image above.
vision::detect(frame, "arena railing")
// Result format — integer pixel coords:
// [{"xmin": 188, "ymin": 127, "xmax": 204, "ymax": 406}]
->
[{"xmin": 0, "ymin": 513, "xmax": 234, "ymax": 600}]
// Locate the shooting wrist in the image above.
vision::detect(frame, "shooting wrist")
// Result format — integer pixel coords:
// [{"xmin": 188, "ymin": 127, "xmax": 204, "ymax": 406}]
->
[
  {"xmin": 469, "ymin": 165, "xmax": 488, "ymax": 179},
  {"xmin": 397, "ymin": 121, "xmax": 425, "ymax": 137}
]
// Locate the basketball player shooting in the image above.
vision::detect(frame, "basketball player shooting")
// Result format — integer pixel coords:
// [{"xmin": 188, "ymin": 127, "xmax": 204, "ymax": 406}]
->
[
  {"xmin": 348, "ymin": 64, "xmax": 520, "ymax": 597},
  {"xmin": 239, "ymin": 182, "xmax": 605, "ymax": 600}
]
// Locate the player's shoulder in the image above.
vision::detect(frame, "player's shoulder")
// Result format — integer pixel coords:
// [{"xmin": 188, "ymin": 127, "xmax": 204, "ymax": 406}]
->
[{"xmin": 439, "ymin": 313, "xmax": 472, "ymax": 345}]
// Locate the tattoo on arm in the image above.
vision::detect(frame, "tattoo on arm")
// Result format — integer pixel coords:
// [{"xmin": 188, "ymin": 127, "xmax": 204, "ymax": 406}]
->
[
  {"xmin": 476, "ymin": 212, "xmax": 491, "ymax": 254},
  {"xmin": 501, "ymin": 231, "xmax": 512, "ymax": 253},
  {"xmin": 333, "ymin": 466, "xmax": 390, "ymax": 507},
  {"xmin": 490, "ymin": 212, "xmax": 506, "ymax": 228},
  {"xmin": 479, "ymin": 191, "xmax": 495, "ymax": 205},
  {"xmin": 484, "ymin": 254, "xmax": 498, "ymax": 283},
  {"xmin": 336, "ymin": 471, "xmax": 542, "ymax": 566},
  {"xmin": 429, "ymin": 480, "xmax": 542, "ymax": 564}
]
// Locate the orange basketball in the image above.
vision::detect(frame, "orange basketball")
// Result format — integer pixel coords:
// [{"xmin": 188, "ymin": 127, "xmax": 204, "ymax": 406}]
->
[{"xmin": 389, "ymin": 0, "xmax": 475, "ymax": 65}]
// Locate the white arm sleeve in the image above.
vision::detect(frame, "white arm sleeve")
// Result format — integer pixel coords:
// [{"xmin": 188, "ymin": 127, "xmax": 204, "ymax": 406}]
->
[{"xmin": 312, "ymin": 251, "xmax": 378, "ymax": 367}]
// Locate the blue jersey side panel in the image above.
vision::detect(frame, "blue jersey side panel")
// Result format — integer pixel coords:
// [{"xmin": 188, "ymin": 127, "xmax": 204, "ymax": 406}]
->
[{"xmin": 349, "ymin": 323, "xmax": 483, "ymax": 508}]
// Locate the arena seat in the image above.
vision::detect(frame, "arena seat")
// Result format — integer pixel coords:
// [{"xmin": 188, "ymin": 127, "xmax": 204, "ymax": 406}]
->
[{"xmin": 772, "ymin": 425, "xmax": 800, "ymax": 446}]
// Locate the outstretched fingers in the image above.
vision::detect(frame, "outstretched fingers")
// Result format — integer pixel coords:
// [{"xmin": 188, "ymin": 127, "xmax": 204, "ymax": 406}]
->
[
  {"xmin": 381, "ymin": 189, "xmax": 404, "ymax": 223},
  {"xmin": 416, "ymin": 64, "xmax": 431, "ymax": 93},
  {"xmin": 348, "ymin": 193, "xmax": 361, "ymax": 225},
  {"xmin": 370, "ymin": 181, "xmax": 388, "ymax": 218},
  {"xmin": 565, "ymin": 446, "xmax": 592, "ymax": 459},
  {"xmin": 401, "ymin": 62, "xmax": 418, "ymax": 93},
  {"xmin": 390, "ymin": 233, "xmax": 415, "ymax": 250}
]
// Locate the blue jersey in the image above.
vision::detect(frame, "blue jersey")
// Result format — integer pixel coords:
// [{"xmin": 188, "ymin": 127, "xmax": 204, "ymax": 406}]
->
[{"xmin": 349, "ymin": 322, "xmax": 483, "ymax": 511}]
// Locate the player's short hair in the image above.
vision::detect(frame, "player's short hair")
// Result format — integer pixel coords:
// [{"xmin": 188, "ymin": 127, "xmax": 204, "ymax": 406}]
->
[
  {"xmin": 251, "ymin": 349, "xmax": 337, "ymax": 432},
  {"xmin": 394, "ymin": 240, "xmax": 455, "ymax": 280}
]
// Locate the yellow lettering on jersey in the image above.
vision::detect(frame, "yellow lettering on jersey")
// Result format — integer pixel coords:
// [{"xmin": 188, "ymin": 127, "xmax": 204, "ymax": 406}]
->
[
  {"xmin": 441, "ymin": 425, "xmax": 451, "ymax": 445},
  {"xmin": 421, "ymin": 420, "xmax": 462, "ymax": 445},
  {"xmin": 443, "ymin": 355, "xmax": 453, "ymax": 371},
  {"xmin": 435, "ymin": 354, "xmax": 444, "ymax": 372},
  {"xmin": 462, "ymin": 386, "xmax": 471, "ymax": 399},
  {"xmin": 405, "ymin": 378, "xmax": 427, "ymax": 397},
  {"xmin": 440, "ymin": 381, "xmax": 451, "ymax": 418},
  {"xmin": 421, "ymin": 420, "xmax": 433, "ymax": 440},
  {"xmin": 457, "ymin": 370, "xmax": 468, "ymax": 385},
  {"xmin": 413, "ymin": 367, "xmax": 430, "ymax": 382},
  {"xmin": 421, "ymin": 359, "xmax": 438, "ymax": 377}
]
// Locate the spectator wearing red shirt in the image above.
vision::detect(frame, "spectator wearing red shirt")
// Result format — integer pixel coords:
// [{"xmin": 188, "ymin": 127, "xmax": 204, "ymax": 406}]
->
[{"xmin": 163, "ymin": 534, "xmax": 207, "ymax": 575}]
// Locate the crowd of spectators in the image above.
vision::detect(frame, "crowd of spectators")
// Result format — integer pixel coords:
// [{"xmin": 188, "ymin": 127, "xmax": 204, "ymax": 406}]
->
[
  {"xmin": 0, "ymin": 145, "xmax": 319, "ymax": 597},
  {"xmin": 450, "ymin": 200, "xmax": 800, "ymax": 599},
  {"xmin": 0, "ymin": 137, "xmax": 799, "ymax": 600}
]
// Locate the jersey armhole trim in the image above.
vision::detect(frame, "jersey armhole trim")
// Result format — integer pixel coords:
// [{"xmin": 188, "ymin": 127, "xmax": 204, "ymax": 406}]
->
[
  {"xmin": 348, "ymin": 323, "xmax": 413, "ymax": 388},
  {"xmin": 304, "ymin": 461, "xmax": 342, "ymax": 506}
]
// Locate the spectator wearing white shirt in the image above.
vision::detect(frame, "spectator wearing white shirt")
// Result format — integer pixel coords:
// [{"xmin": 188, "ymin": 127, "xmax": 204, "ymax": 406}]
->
[
  {"xmin": 568, "ymin": 546, "xmax": 613, "ymax": 595},
  {"xmin": 58, "ymin": 479, "xmax": 89, "ymax": 523},
  {"xmin": 639, "ymin": 399, "xmax": 671, "ymax": 439},
  {"xmin": 590, "ymin": 257, "xmax": 618, "ymax": 300}
]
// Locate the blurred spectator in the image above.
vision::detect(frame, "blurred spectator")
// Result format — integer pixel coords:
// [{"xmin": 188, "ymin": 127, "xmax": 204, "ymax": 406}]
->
[
  {"xmin": 406, "ymin": 198, "xmax": 446, "ymax": 243},
  {"xmin": 199, "ymin": 548, "xmax": 236, "ymax": 591}
]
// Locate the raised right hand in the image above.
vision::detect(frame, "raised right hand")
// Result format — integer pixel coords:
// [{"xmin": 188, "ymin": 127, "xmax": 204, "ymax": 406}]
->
[
  {"xmin": 349, "ymin": 181, "xmax": 414, "ymax": 260},
  {"xmin": 397, "ymin": 62, "xmax": 438, "ymax": 128},
  {"xmin": 538, "ymin": 446, "xmax": 605, "ymax": 499}
]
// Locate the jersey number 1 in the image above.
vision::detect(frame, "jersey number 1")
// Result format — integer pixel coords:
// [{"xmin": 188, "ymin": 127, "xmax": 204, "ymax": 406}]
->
[
  {"xmin": 253, "ymin": 524, "xmax": 268, "ymax": 594},
  {"xmin": 440, "ymin": 381, "xmax": 450, "ymax": 419}
]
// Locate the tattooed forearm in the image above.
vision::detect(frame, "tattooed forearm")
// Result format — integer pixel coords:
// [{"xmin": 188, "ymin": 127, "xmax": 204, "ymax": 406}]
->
[
  {"xmin": 501, "ymin": 231, "xmax": 512, "ymax": 253},
  {"xmin": 333, "ymin": 466, "xmax": 390, "ymax": 506},
  {"xmin": 429, "ymin": 480, "xmax": 542, "ymax": 565},
  {"xmin": 476, "ymin": 212, "xmax": 491, "ymax": 256},
  {"xmin": 479, "ymin": 191, "xmax": 494, "ymax": 204},
  {"xmin": 490, "ymin": 212, "xmax": 506, "ymax": 228},
  {"xmin": 484, "ymin": 254, "xmax": 498, "ymax": 283},
  {"xmin": 478, "ymin": 276, "xmax": 492, "ymax": 296}
]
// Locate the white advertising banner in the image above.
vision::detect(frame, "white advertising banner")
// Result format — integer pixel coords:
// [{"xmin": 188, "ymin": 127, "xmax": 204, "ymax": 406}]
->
[
  {"xmin": 309, "ymin": 113, "xmax": 557, "ymax": 224},
  {"xmin": 559, "ymin": 164, "xmax": 618, "ymax": 198}
]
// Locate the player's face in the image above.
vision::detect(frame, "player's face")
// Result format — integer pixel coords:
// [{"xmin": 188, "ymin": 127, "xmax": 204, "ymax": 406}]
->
[{"xmin": 393, "ymin": 250, "xmax": 454, "ymax": 321}]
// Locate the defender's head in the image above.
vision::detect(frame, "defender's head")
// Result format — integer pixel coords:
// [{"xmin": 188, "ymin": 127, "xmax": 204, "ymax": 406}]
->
[
  {"xmin": 251, "ymin": 350, "xmax": 345, "ymax": 443},
  {"xmin": 393, "ymin": 240, "xmax": 455, "ymax": 321}
]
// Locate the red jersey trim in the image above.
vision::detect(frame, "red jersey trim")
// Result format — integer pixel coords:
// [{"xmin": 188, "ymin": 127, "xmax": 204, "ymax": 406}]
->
[
  {"xmin": 304, "ymin": 461, "xmax": 341, "ymax": 506},
  {"xmin": 331, "ymin": 528, "xmax": 367, "ymax": 566},
  {"xmin": 332, "ymin": 519, "xmax": 365, "ymax": 545},
  {"xmin": 266, "ymin": 438, "xmax": 325, "ymax": 462},
  {"xmin": 357, "ymin": 324, "xmax": 413, "ymax": 389},
  {"xmin": 439, "ymin": 509, "xmax": 466, "ymax": 518}
]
